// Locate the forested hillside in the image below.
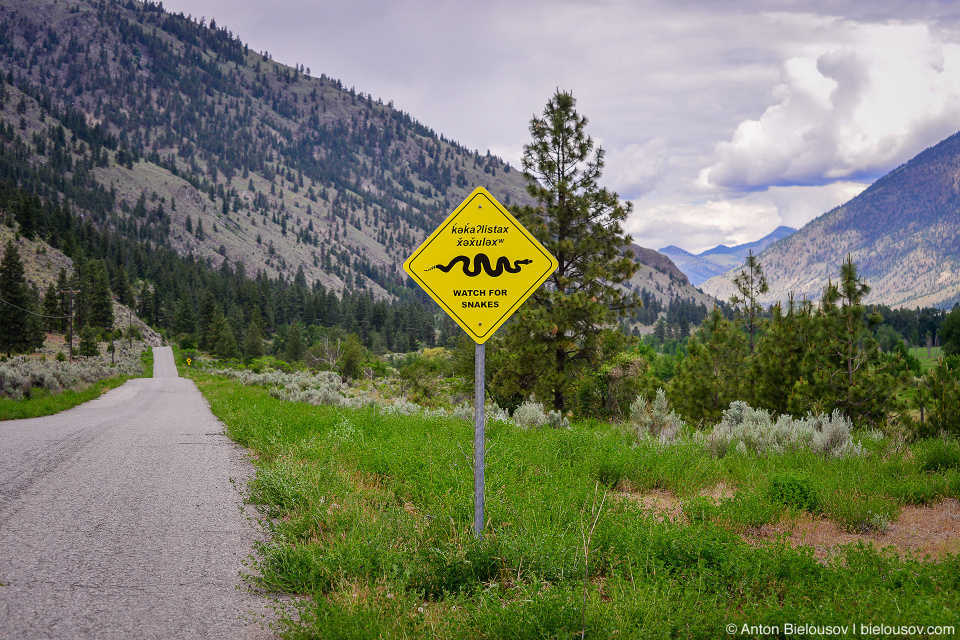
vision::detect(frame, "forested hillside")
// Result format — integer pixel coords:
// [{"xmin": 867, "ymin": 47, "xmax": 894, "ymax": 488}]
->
[
  {"xmin": 0, "ymin": 0, "xmax": 538, "ymax": 296},
  {"xmin": 0, "ymin": 0, "xmax": 704, "ymax": 355}
]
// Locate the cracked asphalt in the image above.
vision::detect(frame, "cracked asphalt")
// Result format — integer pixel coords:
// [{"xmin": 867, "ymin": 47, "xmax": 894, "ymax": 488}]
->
[{"xmin": 0, "ymin": 346, "xmax": 274, "ymax": 639}]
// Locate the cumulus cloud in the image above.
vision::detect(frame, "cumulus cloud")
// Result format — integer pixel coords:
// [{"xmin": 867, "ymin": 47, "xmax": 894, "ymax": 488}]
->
[
  {"xmin": 701, "ymin": 19, "xmax": 960, "ymax": 190},
  {"xmin": 629, "ymin": 179, "xmax": 869, "ymax": 253}
]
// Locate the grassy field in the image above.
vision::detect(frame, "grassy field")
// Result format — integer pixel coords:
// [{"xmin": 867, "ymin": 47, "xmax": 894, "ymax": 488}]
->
[
  {"xmin": 911, "ymin": 346, "xmax": 946, "ymax": 372},
  {"xmin": 184, "ymin": 367, "xmax": 960, "ymax": 639},
  {"xmin": 0, "ymin": 347, "xmax": 153, "ymax": 421}
]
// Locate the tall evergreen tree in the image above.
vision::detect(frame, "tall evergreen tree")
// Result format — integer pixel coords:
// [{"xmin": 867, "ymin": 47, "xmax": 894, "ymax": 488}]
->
[
  {"xmin": 242, "ymin": 309, "xmax": 265, "ymax": 364},
  {"xmin": 173, "ymin": 296, "xmax": 198, "ymax": 337},
  {"xmin": 42, "ymin": 284, "xmax": 62, "ymax": 333},
  {"xmin": 668, "ymin": 307, "xmax": 747, "ymax": 425},
  {"xmin": 503, "ymin": 90, "xmax": 640, "ymax": 411},
  {"xmin": 729, "ymin": 250, "xmax": 769, "ymax": 404},
  {"xmin": 0, "ymin": 241, "xmax": 40, "ymax": 356},
  {"xmin": 213, "ymin": 320, "xmax": 239, "ymax": 359},
  {"xmin": 730, "ymin": 250, "xmax": 768, "ymax": 356},
  {"xmin": 940, "ymin": 304, "xmax": 960, "ymax": 356},
  {"xmin": 284, "ymin": 322, "xmax": 305, "ymax": 363},
  {"xmin": 792, "ymin": 256, "xmax": 904, "ymax": 426},
  {"xmin": 752, "ymin": 296, "xmax": 809, "ymax": 416}
]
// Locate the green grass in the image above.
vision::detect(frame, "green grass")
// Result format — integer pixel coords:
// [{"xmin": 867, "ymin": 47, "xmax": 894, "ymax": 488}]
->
[
  {"xmin": 186, "ymin": 368, "xmax": 960, "ymax": 639},
  {"xmin": 911, "ymin": 346, "xmax": 945, "ymax": 371},
  {"xmin": 0, "ymin": 348, "xmax": 154, "ymax": 421}
]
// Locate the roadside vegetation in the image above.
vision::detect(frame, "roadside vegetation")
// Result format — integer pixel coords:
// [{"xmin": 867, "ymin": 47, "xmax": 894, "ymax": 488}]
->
[
  {"xmin": 0, "ymin": 338, "xmax": 151, "ymax": 420},
  {"xmin": 183, "ymin": 366, "xmax": 960, "ymax": 638}
]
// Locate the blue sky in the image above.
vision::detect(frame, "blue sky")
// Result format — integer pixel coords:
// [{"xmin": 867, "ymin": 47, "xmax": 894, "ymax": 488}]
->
[{"xmin": 160, "ymin": 0, "xmax": 960, "ymax": 253}]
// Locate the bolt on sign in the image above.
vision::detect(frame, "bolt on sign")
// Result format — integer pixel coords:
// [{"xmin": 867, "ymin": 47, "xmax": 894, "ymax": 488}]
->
[{"xmin": 404, "ymin": 187, "xmax": 558, "ymax": 343}]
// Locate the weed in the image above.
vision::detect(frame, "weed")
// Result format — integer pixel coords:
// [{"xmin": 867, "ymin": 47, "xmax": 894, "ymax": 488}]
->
[
  {"xmin": 824, "ymin": 491, "xmax": 898, "ymax": 534},
  {"xmin": 682, "ymin": 496, "xmax": 718, "ymax": 523},
  {"xmin": 767, "ymin": 471, "xmax": 822, "ymax": 513},
  {"xmin": 917, "ymin": 438, "xmax": 960, "ymax": 474}
]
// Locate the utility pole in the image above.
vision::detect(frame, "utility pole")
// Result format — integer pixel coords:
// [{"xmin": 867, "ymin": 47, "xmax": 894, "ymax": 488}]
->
[
  {"xmin": 128, "ymin": 296, "xmax": 136, "ymax": 349},
  {"xmin": 60, "ymin": 289, "xmax": 79, "ymax": 363}
]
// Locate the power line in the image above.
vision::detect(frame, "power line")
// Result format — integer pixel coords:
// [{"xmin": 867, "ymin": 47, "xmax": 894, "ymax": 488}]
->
[{"xmin": 0, "ymin": 296, "xmax": 70, "ymax": 319}]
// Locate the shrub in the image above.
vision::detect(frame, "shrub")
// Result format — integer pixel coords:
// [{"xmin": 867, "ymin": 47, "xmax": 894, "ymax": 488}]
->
[
  {"xmin": 707, "ymin": 402, "xmax": 864, "ymax": 458},
  {"xmin": 629, "ymin": 388, "xmax": 684, "ymax": 443},
  {"xmin": 511, "ymin": 399, "xmax": 570, "ymax": 429},
  {"xmin": 511, "ymin": 399, "xmax": 546, "ymax": 429},
  {"xmin": 0, "ymin": 346, "xmax": 145, "ymax": 399}
]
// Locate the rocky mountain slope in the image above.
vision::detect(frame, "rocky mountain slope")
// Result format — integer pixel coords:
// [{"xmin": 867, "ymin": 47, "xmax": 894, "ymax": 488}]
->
[
  {"xmin": 701, "ymin": 132, "xmax": 960, "ymax": 309},
  {"xmin": 0, "ymin": 0, "xmax": 531, "ymax": 300},
  {"xmin": 0, "ymin": 0, "xmax": 699, "ymax": 322}
]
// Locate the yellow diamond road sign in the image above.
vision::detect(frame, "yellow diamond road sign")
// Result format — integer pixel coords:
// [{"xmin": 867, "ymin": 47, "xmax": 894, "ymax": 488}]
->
[{"xmin": 404, "ymin": 187, "xmax": 558, "ymax": 344}]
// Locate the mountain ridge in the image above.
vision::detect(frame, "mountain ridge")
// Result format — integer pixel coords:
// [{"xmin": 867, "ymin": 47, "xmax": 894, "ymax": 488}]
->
[
  {"xmin": 700, "ymin": 132, "xmax": 960, "ymax": 309},
  {"xmin": 658, "ymin": 226, "xmax": 795, "ymax": 286},
  {"xmin": 0, "ymin": 0, "xmax": 704, "ymax": 327}
]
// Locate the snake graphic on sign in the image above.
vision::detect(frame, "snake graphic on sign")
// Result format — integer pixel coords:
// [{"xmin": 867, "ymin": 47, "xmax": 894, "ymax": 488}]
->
[{"xmin": 427, "ymin": 255, "xmax": 533, "ymax": 277}]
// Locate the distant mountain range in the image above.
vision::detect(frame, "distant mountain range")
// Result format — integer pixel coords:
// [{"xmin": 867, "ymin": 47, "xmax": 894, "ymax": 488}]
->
[
  {"xmin": 658, "ymin": 226, "xmax": 796, "ymax": 286},
  {"xmin": 700, "ymin": 132, "xmax": 960, "ymax": 309}
]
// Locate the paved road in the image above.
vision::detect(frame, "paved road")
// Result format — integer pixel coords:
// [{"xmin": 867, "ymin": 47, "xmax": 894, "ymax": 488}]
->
[{"xmin": 0, "ymin": 347, "xmax": 274, "ymax": 639}]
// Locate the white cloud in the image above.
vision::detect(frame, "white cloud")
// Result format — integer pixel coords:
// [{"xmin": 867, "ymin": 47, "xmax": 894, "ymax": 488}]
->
[
  {"xmin": 628, "ymin": 194, "xmax": 780, "ymax": 253},
  {"xmin": 702, "ymin": 19, "xmax": 960, "ymax": 189},
  {"xmin": 604, "ymin": 140, "xmax": 669, "ymax": 199}
]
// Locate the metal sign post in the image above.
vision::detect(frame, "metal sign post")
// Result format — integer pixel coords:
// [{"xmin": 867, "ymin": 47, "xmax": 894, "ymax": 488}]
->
[
  {"xmin": 403, "ymin": 187, "xmax": 557, "ymax": 537},
  {"xmin": 474, "ymin": 342, "xmax": 485, "ymax": 537}
]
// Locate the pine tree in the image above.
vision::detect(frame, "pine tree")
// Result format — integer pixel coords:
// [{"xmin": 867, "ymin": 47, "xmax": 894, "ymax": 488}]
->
[
  {"xmin": 913, "ymin": 358, "xmax": 960, "ymax": 437},
  {"xmin": 78, "ymin": 324, "xmax": 100, "ymax": 357},
  {"xmin": 730, "ymin": 250, "xmax": 768, "ymax": 356},
  {"xmin": 940, "ymin": 304, "xmax": 960, "ymax": 356},
  {"xmin": 213, "ymin": 320, "xmax": 239, "ymax": 360},
  {"xmin": 54, "ymin": 268, "xmax": 70, "ymax": 333},
  {"xmin": 668, "ymin": 307, "xmax": 747, "ymax": 425},
  {"xmin": 727, "ymin": 250, "xmax": 770, "ymax": 405},
  {"xmin": 242, "ymin": 310, "xmax": 265, "ymax": 364},
  {"xmin": 173, "ymin": 296, "xmax": 197, "ymax": 337},
  {"xmin": 284, "ymin": 322, "xmax": 305, "ymax": 363},
  {"xmin": 503, "ymin": 90, "xmax": 640, "ymax": 411},
  {"xmin": 76, "ymin": 259, "xmax": 113, "ymax": 330},
  {"xmin": 42, "ymin": 284, "xmax": 61, "ymax": 332},
  {"xmin": 196, "ymin": 290, "xmax": 218, "ymax": 350},
  {"xmin": 25, "ymin": 282, "xmax": 45, "ymax": 351},
  {"xmin": 0, "ymin": 241, "xmax": 39, "ymax": 356},
  {"xmin": 752, "ymin": 296, "xmax": 809, "ymax": 416},
  {"xmin": 792, "ymin": 257, "xmax": 904, "ymax": 426}
]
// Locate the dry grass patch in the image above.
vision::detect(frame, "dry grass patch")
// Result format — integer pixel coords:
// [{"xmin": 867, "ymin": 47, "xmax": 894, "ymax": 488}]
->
[{"xmin": 622, "ymin": 485, "xmax": 960, "ymax": 559}]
